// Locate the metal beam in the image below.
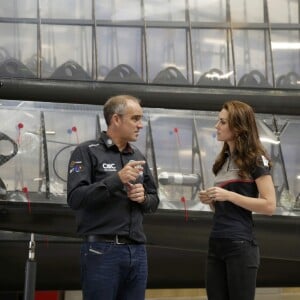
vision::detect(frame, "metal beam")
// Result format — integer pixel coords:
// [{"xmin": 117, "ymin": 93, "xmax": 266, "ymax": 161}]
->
[{"xmin": 0, "ymin": 78, "xmax": 299, "ymax": 115}]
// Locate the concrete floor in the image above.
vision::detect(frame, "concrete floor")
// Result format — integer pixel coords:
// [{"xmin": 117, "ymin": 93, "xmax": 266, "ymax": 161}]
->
[{"xmin": 64, "ymin": 288, "xmax": 300, "ymax": 300}]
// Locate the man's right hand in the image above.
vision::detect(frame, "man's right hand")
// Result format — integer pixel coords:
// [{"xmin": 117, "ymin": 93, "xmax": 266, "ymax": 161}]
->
[{"xmin": 118, "ymin": 160, "xmax": 145, "ymax": 185}]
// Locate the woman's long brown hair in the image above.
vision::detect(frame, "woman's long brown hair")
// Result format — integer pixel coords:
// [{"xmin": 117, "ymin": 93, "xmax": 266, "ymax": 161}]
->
[{"xmin": 212, "ymin": 100, "xmax": 272, "ymax": 178}]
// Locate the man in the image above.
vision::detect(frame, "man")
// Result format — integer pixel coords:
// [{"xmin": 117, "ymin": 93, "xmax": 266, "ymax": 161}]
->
[{"xmin": 67, "ymin": 95, "xmax": 160, "ymax": 300}]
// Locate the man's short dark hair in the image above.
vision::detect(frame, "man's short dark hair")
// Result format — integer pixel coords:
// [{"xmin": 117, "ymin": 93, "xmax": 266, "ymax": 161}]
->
[{"xmin": 103, "ymin": 95, "xmax": 141, "ymax": 126}]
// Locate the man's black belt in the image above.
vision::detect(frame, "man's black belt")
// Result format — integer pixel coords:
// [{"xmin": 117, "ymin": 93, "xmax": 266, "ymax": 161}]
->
[{"xmin": 84, "ymin": 234, "xmax": 137, "ymax": 245}]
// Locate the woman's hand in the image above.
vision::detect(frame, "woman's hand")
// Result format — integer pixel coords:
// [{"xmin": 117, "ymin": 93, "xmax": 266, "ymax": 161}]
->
[
  {"xmin": 206, "ymin": 186, "xmax": 230, "ymax": 202},
  {"xmin": 199, "ymin": 186, "xmax": 230, "ymax": 203},
  {"xmin": 199, "ymin": 189, "xmax": 215, "ymax": 204}
]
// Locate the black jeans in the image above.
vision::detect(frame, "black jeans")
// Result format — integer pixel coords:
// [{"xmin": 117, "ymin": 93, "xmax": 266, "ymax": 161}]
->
[{"xmin": 206, "ymin": 238, "xmax": 260, "ymax": 300}]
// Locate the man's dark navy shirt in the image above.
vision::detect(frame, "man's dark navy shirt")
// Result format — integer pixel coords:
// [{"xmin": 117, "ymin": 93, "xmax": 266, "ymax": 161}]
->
[{"xmin": 67, "ymin": 131, "xmax": 159, "ymax": 243}]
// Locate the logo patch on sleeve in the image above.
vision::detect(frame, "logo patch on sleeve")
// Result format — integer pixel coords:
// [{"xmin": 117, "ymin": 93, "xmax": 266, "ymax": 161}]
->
[
  {"xmin": 261, "ymin": 155, "xmax": 269, "ymax": 167},
  {"xmin": 69, "ymin": 161, "xmax": 84, "ymax": 174}
]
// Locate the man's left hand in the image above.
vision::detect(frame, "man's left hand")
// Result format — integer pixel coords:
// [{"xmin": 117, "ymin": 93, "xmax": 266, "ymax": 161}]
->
[{"xmin": 126, "ymin": 183, "xmax": 145, "ymax": 203}]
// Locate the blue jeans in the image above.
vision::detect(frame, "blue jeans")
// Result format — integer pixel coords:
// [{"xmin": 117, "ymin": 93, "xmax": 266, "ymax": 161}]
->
[
  {"xmin": 206, "ymin": 238, "xmax": 260, "ymax": 300},
  {"xmin": 80, "ymin": 242, "xmax": 148, "ymax": 300}
]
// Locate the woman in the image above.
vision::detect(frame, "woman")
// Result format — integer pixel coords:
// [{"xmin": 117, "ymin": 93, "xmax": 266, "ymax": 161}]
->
[{"xmin": 199, "ymin": 100, "xmax": 276, "ymax": 300}]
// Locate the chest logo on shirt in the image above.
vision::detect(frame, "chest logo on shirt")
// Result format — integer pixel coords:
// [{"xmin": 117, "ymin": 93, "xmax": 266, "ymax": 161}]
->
[
  {"xmin": 102, "ymin": 163, "xmax": 117, "ymax": 172},
  {"xmin": 69, "ymin": 161, "xmax": 84, "ymax": 174}
]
